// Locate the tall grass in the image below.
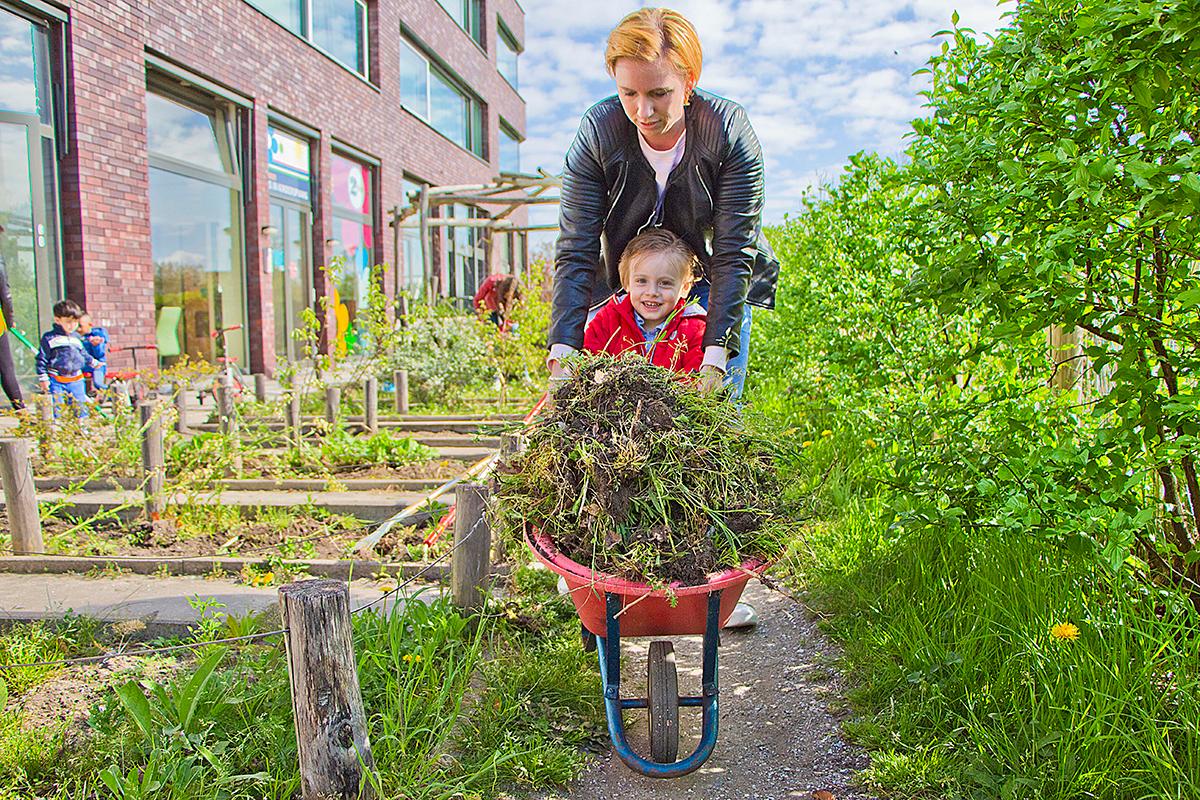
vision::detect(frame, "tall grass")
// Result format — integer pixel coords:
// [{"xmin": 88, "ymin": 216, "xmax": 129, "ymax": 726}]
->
[{"xmin": 777, "ymin": 432, "xmax": 1200, "ymax": 799}]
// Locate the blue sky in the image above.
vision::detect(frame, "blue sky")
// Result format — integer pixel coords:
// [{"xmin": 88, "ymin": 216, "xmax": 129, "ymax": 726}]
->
[{"xmin": 518, "ymin": 0, "xmax": 1012, "ymax": 239}]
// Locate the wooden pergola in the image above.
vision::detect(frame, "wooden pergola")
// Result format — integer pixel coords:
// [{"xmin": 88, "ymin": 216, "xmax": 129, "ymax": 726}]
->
[{"xmin": 387, "ymin": 170, "xmax": 560, "ymax": 302}]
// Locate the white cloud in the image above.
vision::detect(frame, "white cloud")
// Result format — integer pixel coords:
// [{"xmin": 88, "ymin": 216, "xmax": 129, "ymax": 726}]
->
[{"xmin": 520, "ymin": 0, "xmax": 1012, "ymax": 231}]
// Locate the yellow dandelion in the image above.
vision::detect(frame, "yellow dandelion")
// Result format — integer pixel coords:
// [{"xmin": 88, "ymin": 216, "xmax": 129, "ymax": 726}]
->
[
  {"xmin": 865, "ymin": 439, "xmax": 878, "ymax": 449},
  {"xmin": 402, "ymin": 653, "xmax": 414, "ymax": 663},
  {"xmin": 413, "ymin": 654, "xmax": 423, "ymax": 663},
  {"xmin": 802, "ymin": 441, "xmax": 813, "ymax": 448},
  {"xmin": 1050, "ymin": 622, "xmax": 1080, "ymax": 642},
  {"xmin": 821, "ymin": 429, "xmax": 833, "ymax": 437},
  {"xmin": 379, "ymin": 584, "xmax": 396, "ymax": 594}
]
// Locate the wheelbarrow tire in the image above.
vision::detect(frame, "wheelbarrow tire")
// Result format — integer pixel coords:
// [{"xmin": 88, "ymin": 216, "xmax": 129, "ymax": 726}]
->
[
  {"xmin": 581, "ymin": 624, "xmax": 596, "ymax": 652},
  {"xmin": 647, "ymin": 640, "xmax": 679, "ymax": 763}
]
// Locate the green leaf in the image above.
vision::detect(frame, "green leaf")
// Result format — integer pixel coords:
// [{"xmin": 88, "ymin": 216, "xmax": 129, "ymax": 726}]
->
[
  {"xmin": 0, "ymin": 676, "xmax": 7, "ymax": 711},
  {"xmin": 1132, "ymin": 81, "xmax": 1153, "ymax": 108},
  {"xmin": 951, "ymin": 9, "xmax": 960, "ymax": 25},
  {"xmin": 115, "ymin": 681, "xmax": 155, "ymax": 740},
  {"xmin": 177, "ymin": 646, "xmax": 227, "ymax": 734},
  {"xmin": 1177, "ymin": 287, "xmax": 1200, "ymax": 309},
  {"xmin": 1181, "ymin": 173, "xmax": 1200, "ymax": 196}
]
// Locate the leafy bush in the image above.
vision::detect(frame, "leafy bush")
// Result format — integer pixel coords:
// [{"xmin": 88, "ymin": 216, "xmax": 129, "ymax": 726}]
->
[{"xmin": 390, "ymin": 299, "xmax": 493, "ymax": 404}]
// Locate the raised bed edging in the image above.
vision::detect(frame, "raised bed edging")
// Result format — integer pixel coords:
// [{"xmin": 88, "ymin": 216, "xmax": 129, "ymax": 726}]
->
[
  {"xmin": 34, "ymin": 477, "xmax": 448, "ymax": 492},
  {"xmin": 0, "ymin": 555, "xmax": 509, "ymax": 581}
]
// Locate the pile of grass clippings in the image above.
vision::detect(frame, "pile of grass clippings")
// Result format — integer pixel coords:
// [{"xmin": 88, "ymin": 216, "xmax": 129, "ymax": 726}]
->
[{"xmin": 493, "ymin": 354, "xmax": 789, "ymax": 585}]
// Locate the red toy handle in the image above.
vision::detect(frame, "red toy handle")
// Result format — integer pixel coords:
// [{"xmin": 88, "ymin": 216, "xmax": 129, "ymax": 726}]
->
[{"xmin": 211, "ymin": 324, "xmax": 244, "ymax": 338}]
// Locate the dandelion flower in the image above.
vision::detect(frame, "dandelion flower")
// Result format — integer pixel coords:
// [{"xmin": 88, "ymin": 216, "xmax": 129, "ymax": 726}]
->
[
  {"xmin": 402, "ymin": 653, "xmax": 414, "ymax": 663},
  {"xmin": 802, "ymin": 441, "xmax": 813, "ymax": 448},
  {"xmin": 379, "ymin": 584, "xmax": 396, "ymax": 593},
  {"xmin": 865, "ymin": 439, "xmax": 877, "ymax": 449},
  {"xmin": 1051, "ymin": 622, "xmax": 1080, "ymax": 642},
  {"xmin": 821, "ymin": 429, "xmax": 833, "ymax": 437}
]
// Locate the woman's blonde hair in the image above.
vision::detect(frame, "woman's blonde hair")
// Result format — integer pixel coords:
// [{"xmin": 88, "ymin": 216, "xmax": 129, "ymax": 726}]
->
[{"xmin": 605, "ymin": 8, "xmax": 702, "ymax": 85}]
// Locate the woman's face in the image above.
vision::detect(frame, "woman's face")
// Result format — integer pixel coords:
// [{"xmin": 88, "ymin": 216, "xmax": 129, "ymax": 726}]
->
[{"xmin": 613, "ymin": 56, "xmax": 691, "ymax": 147}]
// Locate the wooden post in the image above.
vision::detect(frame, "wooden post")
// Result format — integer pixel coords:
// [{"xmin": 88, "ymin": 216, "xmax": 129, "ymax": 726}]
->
[
  {"xmin": 324, "ymin": 386, "xmax": 341, "ymax": 426},
  {"xmin": 174, "ymin": 386, "xmax": 189, "ymax": 434},
  {"xmin": 0, "ymin": 438, "xmax": 43, "ymax": 554},
  {"xmin": 139, "ymin": 401, "xmax": 165, "ymax": 518},
  {"xmin": 287, "ymin": 391, "xmax": 303, "ymax": 442},
  {"xmin": 278, "ymin": 580, "xmax": 377, "ymax": 800},
  {"xmin": 393, "ymin": 369, "xmax": 409, "ymax": 415},
  {"xmin": 364, "ymin": 377, "xmax": 378, "ymax": 434},
  {"xmin": 491, "ymin": 433, "xmax": 527, "ymax": 563},
  {"xmin": 451, "ymin": 482, "xmax": 492, "ymax": 612},
  {"xmin": 254, "ymin": 373, "xmax": 268, "ymax": 403},
  {"xmin": 38, "ymin": 392, "xmax": 53, "ymax": 422},
  {"xmin": 419, "ymin": 184, "xmax": 434, "ymax": 302}
]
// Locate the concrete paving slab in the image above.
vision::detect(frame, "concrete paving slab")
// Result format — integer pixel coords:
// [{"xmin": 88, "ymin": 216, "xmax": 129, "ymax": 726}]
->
[{"xmin": 0, "ymin": 572, "xmax": 445, "ymax": 634}]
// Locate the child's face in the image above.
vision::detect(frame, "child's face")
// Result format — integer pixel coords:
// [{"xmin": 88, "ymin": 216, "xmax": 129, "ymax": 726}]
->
[
  {"xmin": 626, "ymin": 252, "xmax": 688, "ymax": 329},
  {"xmin": 56, "ymin": 316, "xmax": 79, "ymax": 333},
  {"xmin": 77, "ymin": 316, "xmax": 92, "ymax": 334}
]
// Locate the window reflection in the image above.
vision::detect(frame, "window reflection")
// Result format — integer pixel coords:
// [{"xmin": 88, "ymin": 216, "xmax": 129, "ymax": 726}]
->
[
  {"xmin": 150, "ymin": 169, "xmax": 246, "ymax": 364},
  {"xmin": 146, "ymin": 93, "xmax": 226, "ymax": 172},
  {"xmin": 0, "ymin": 9, "xmax": 52, "ymax": 123},
  {"xmin": 498, "ymin": 25, "xmax": 519, "ymax": 89},
  {"xmin": 499, "ymin": 125, "xmax": 520, "ymax": 173},
  {"xmin": 331, "ymin": 154, "xmax": 373, "ymax": 354}
]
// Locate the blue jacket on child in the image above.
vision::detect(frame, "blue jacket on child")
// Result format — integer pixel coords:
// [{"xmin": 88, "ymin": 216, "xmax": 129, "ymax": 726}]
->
[
  {"xmin": 36, "ymin": 325, "xmax": 94, "ymax": 381},
  {"xmin": 82, "ymin": 326, "xmax": 109, "ymax": 365}
]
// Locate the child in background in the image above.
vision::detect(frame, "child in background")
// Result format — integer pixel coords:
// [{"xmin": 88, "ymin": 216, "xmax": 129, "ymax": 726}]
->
[
  {"xmin": 78, "ymin": 313, "xmax": 109, "ymax": 395},
  {"xmin": 583, "ymin": 228, "xmax": 707, "ymax": 373},
  {"xmin": 36, "ymin": 299, "xmax": 97, "ymax": 416}
]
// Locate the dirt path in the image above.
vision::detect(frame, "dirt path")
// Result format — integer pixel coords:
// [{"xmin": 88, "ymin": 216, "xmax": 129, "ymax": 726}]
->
[{"xmin": 538, "ymin": 581, "xmax": 876, "ymax": 800}]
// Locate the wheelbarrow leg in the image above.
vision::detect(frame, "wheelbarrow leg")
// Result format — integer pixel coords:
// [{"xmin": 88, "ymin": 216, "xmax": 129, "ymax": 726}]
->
[{"xmin": 595, "ymin": 590, "xmax": 724, "ymax": 778}]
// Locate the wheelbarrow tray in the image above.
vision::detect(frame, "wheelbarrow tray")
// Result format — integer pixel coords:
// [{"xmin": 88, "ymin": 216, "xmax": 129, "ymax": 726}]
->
[{"xmin": 526, "ymin": 529, "xmax": 764, "ymax": 638}]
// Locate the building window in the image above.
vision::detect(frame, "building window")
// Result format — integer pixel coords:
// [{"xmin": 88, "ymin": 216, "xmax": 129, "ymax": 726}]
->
[
  {"xmin": 331, "ymin": 152, "xmax": 374, "ymax": 354},
  {"xmin": 497, "ymin": 20, "xmax": 519, "ymax": 89},
  {"xmin": 442, "ymin": 204, "xmax": 486, "ymax": 302},
  {"xmin": 147, "ymin": 88, "xmax": 247, "ymax": 367},
  {"xmin": 400, "ymin": 178, "xmax": 427, "ymax": 298},
  {"xmin": 400, "ymin": 38, "xmax": 485, "ymax": 158},
  {"xmin": 1, "ymin": 6, "xmax": 63, "ymax": 387},
  {"xmin": 245, "ymin": 0, "xmax": 368, "ymax": 77},
  {"xmin": 436, "ymin": 0, "xmax": 482, "ymax": 48},
  {"xmin": 499, "ymin": 122, "xmax": 520, "ymax": 174}
]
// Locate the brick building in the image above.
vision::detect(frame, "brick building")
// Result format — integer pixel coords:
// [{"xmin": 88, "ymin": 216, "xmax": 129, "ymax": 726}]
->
[{"xmin": 0, "ymin": 0, "xmax": 527, "ymax": 379}]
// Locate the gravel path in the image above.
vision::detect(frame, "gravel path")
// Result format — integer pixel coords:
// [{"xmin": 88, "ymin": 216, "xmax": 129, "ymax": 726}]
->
[{"xmin": 537, "ymin": 581, "xmax": 876, "ymax": 800}]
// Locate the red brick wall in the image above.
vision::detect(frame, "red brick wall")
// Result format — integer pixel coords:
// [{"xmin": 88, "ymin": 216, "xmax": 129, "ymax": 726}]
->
[{"xmin": 52, "ymin": 0, "xmax": 528, "ymax": 374}]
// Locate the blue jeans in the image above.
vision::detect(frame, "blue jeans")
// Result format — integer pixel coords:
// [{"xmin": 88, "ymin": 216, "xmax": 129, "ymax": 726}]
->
[
  {"xmin": 691, "ymin": 283, "xmax": 753, "ymax": 400},
  {"xmin": 49, "ymin": 377, "xmax": 89, "ymax": 417},
  {"xmin": 88, "ymin": 363, "xmax": 107, "ymax": 391}
]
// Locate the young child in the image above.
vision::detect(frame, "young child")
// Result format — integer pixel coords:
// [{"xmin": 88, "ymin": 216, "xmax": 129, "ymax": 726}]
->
[
  {"xmin": 583, "ymin": 228, "xmax": 706, "ymax": 372},
  {"xmin": 78, "ymin": 312, "xmax": 109, "ymax": 395},
  {"xmin": 36, "ymin": 299, "xmax": 97, "ymax": 415}
]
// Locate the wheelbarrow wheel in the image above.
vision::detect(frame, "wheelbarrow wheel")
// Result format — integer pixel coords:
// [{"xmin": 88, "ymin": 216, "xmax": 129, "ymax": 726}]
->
[
  {"xmin": 647, "ymin": 640, "xmax": 679, "ymax": 763},
  {"xmin": 581, "ymin": 624, "xmax": 596, "ymax": 652}
]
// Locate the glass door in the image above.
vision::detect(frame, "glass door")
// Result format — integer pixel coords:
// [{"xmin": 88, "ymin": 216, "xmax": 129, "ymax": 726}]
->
[
  {"xmin": 269, "ymin": 202, "xmax": 312, "ymax": 362},
  {"xmin": 0, "ymin": 118, "xmax": 52, "ymax": 383}
]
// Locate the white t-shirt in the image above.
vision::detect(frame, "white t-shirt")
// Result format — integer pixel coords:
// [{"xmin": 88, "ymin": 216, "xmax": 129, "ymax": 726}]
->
[{"xmin": 639, "ymin": 130, "xmax": 686, "ymax": 204}]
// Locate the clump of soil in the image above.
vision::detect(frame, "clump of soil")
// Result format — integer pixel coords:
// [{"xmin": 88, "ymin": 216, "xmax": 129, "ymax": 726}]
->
[{"xmin": 493, "ymin": 355, "xmax": 785, "ymax": 585}]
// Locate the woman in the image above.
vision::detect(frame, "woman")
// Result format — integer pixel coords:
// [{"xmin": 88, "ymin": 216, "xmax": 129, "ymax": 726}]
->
[{"xmin": 547, "ymin": 7, "xmax": 779, "ymax": 399}]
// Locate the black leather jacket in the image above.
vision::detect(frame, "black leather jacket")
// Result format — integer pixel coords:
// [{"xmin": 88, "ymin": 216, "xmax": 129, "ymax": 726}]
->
[{"xmin": 550, "ymin": 89, "xmax": 779, "ymax": 356}]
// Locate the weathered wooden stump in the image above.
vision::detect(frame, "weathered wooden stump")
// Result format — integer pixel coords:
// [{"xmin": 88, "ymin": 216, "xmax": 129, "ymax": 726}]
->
[
  {"xmin": 325, "ymin": 386, "xmax": 341, "ymax": 426},
  {"xmin": 364, "ymin": 377, "xmax": 378, "ymax": 434},
  {"xmin": 254, "ymin": 373, "xmax": 268, "ymax": 403},
  {"xmin": 451, "ymin": 482, "xmax": 492, "ymax": 612},
  {"xmin": 287, "ymin": 390, "xmax": 303, "ymax": 442},
  {"xmin": 174, "ymin": 386, "xmax": 189, "ymax": 434},
  {"xmin": 139, "ymin": 401, "xmax": 165, "ymax": 518},
  {"xmin": 393, "ymin": 369, "xmax": 409, "ymax": 415},
  {"xmin": 278, "ymin": 580, "xmax": 377, "ymax": 800},
  {"xmin": 0, "ymin": 438, "xmax": 43, "ymax": 554}
]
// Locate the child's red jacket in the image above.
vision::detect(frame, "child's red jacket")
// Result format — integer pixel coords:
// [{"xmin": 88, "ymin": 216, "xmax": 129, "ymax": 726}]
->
[{"xmin": 583, "ymin": 295, "xmax": 706, "ymax": 373}]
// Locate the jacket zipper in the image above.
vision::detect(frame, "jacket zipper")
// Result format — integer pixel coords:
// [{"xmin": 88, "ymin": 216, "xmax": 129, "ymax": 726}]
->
[
  {"xmin": 695, "ymin": 164, "xmax": 714, "ymax": 211},
  {"xmin": 604, "ymin": 163, "xmax": 629, "ymax": 225}
]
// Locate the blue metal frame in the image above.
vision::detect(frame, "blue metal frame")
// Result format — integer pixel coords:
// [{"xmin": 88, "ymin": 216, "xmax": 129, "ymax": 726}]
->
[{"xmin": 594, "ymin": 589, "xmax": 724, "ymax": 778}]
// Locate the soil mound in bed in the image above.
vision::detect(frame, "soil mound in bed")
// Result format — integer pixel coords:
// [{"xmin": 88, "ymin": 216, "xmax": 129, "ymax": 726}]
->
[{"xmin": 493, "ymin": 355, "xmax": 785, "ymax": 585}]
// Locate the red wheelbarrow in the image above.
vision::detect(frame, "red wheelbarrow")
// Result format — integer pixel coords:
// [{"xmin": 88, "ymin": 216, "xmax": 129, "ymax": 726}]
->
[{"xmin": 526, "ymin": 529, "xmax": 765, "ymax": 778}]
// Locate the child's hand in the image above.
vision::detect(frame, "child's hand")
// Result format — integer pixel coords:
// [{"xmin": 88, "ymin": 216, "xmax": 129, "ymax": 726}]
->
[
  {"xmin": 696, "ymin": 365, "xmax": 724, "ymax": 394},
  {"xmin": 39, "ymin": 380, "xmax": 49, "ymax": 393},
  {"xmin": 88, "ymin": 335, "xmax": 102, "ymax": 345}
]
